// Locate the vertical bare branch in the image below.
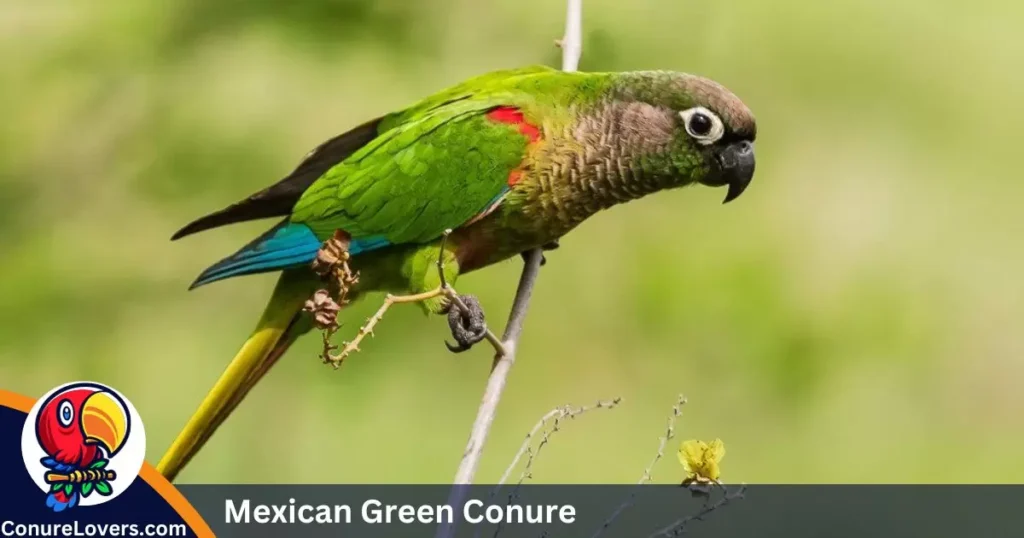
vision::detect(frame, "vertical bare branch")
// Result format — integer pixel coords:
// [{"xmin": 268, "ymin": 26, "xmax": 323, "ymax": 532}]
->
[
  {"xmin": 561, "ymin": 0, "xmax": 583, "ymax": 71},
  {"xmin": 435, "ymin": 252, "xmax": 545, "ymax": 538},
  {"xmin": 434, "ymin": 4, "xmax": 582, "ymax": 538},
  {"xmin": 450, "ymin": 249, "xmax": 544, "ymax": 489}
]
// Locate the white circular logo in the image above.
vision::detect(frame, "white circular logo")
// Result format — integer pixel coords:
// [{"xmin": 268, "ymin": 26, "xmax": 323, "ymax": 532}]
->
[{"xmin": 20, "ymin": 381, "xmax": 146, "ymax": 511}]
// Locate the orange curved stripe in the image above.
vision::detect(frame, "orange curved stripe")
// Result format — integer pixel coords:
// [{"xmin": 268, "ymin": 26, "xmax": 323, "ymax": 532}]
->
[
  {"xmin": 0, "ymin": 389, "xmax": 215, "ymax": 538},
  {"xmin": 137, "ymin": 466, "xmax": 215, "ymax": 537}
]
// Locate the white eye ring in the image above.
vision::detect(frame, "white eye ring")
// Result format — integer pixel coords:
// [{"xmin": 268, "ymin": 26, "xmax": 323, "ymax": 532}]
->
[
  {"xmin": 58, "ymin": 400, "xmax": 74, "ymax": 428},
  {"xmin": 679, "ymin": 106, "xmax": 725, "ymax": 145}
]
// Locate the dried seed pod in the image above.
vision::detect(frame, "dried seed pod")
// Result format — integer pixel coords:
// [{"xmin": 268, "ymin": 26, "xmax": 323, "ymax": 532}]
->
[
  {"xmin": 311, "ymin": 230, "xmax": 352, "ymax": 277},
  {"xmin": 303, "ymin": 289, "xmax": 341, "ymax": 330}
]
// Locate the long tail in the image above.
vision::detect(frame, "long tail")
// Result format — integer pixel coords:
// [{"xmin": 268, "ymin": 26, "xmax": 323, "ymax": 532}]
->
[{"xmin": 157, "ymin": 269, "xmax": 317, "ymax": 481}]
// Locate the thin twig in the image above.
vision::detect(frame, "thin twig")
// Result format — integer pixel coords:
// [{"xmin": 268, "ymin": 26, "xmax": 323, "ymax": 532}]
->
[
  {"xmin": 640, "ymin": 394, "xmax": 687, "ymax": 485},
  {"xmin": 438, "ymin": 228, "xmax": 454, "ymax": 289},
  {"xmin": 590, "ymin": 395, "xmax": 687, "ymax": 538},
  {"xmin": 483, "ymin": 398, "xmax": 621, "ymax": 538},
  {"xmin": 645, "ymin": 484, "xmax": 747, "ymax": 538},
  {"xmin": 331, "ymin": 289, "xmax": 445, "ymax": 360},
  {"xmin": 498, "ymin": 398, "xmax": 623, "ymax": 487}
]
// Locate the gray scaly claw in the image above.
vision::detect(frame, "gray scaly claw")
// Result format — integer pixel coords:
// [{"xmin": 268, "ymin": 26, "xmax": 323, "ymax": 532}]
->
[{"xmin": 444, "ymin": 294, "xmax": 487, "ymax": 353}]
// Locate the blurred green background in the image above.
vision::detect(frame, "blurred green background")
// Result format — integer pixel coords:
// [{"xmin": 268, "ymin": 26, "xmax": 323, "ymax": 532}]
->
[{"xmin": 2, "ymin": 0, "xmax": 1022, "ymax": 484}]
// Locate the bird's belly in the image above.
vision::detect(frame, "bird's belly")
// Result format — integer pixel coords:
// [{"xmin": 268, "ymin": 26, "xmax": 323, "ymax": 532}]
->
[{"xmin": 452, "ymin": 204, "xmax": 569, "ymax": 274}]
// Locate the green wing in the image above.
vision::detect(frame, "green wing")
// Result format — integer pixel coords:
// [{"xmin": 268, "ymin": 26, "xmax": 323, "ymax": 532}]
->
[
  {"xmin": 292, "ymin": 80, "xmax": 545, "ymax": 245},
  {"xmin": 184, "ymin": 65, "xmax": 577, "ymax": 288}
]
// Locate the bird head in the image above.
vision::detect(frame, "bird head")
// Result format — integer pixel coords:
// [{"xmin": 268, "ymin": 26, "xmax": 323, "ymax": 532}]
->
[
  {"xmin": 36, "ymin": 386, "xmax": 130, "ymax": 466},
  {"xmin": 611, "ymin": 71, "xmax": 757, "ymax": 203}
]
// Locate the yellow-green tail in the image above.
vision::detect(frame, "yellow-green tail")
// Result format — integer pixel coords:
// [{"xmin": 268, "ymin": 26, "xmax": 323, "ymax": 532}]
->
[{"xmin": 157, "ymin": 270, "xmax": 316, "ymax": 481}]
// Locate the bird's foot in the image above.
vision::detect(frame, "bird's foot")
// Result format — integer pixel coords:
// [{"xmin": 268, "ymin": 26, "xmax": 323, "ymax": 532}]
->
[
  {"xmin": 521, "ymin": 240, "xmax": 560, "ymax": 266},
  {"xmin": 442, "ymin": 294, "xmax": 487, "ymax": 353}
]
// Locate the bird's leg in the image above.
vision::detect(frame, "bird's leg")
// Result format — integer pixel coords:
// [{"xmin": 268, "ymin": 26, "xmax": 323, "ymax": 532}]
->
[
  {"xmin": 300, "ymin": 233, "xmax": 505, "ymax": 364},
  {"xmin": 423, "ymin": 234, "xmax": 492, "ymax": 354},
  {"xmin": 521, "ymin": 240, "xmax": 560, "ymax": 266},
  {"xmin": 441, "ymin": 294, "xmax": 488, "ymax": 353}
]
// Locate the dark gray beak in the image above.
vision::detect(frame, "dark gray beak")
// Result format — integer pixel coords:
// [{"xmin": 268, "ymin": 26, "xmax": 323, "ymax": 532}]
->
[{"xmin": 718, "ymin": 140, "xmax": 755, "ymax": 204}]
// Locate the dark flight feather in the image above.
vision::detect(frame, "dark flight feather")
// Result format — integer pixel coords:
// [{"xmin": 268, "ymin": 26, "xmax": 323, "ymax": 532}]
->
[{"xmin": 171, "ymin": 116, "xmax": 385, "ymax": 240}]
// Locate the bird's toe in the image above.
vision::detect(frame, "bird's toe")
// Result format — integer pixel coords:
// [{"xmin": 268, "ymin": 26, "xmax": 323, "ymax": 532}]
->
[{"xmin": 445, "ymin": 294, "xmax": 488, "ymax": 353}]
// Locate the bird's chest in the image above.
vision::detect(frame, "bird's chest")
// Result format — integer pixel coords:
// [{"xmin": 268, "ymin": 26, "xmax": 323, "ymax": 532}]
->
[
  {"xmin": 451, "ymin": 202, "xmax": 560, "ymax": 273},
  {"xmin": 452, "ymin": 153, "xmax": 588, "ymax": 272},
  {"xmin": 451, "ymin": 120, "xmax": 648, "ymax": 273}
]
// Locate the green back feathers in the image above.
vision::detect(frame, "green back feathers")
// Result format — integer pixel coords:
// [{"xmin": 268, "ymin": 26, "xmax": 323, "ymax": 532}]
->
[
  {"xmin": 292, "ymin": 100, "xmax": 530, "ymax": 243},
  {"xmin": 180, "ymin": 66, "xmax": 625, "ymax": 287},
  {"xmin": 291, "ymin": 66, "xmax": 618, "ymax": 245},
  {"xmin": 378, "ymin": 65, "xmax": 559, "ymax": 131}
]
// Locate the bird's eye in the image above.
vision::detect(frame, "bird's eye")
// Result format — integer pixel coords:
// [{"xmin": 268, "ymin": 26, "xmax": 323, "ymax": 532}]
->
[
  {"xmin": 680, "ymin": 107, "xmax": 725, "ymax": 145},
  {"xmin": 57, "ymin": 400, "xmax": 74, "ymax": 428}
]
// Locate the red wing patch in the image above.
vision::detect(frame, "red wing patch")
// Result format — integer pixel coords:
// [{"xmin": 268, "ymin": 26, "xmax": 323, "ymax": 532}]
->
[
  {"xmin": 486, "ymin": 107, "xmax": 541, "ymax": 143},
  {"xmin": 486, "ymin": 107, "xmax": 541, "ymax": 186}
]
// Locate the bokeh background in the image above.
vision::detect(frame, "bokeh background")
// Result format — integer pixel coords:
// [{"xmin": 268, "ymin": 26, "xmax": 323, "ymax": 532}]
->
[{"xmin": 2, "ymin": 0, "xmax": 1022, "ymax": 484}]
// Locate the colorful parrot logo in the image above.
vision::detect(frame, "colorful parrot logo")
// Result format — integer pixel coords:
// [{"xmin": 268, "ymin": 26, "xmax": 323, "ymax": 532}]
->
[{"xmin": 20, "ymin": 382, "xmax": 146, "ymax": 512}]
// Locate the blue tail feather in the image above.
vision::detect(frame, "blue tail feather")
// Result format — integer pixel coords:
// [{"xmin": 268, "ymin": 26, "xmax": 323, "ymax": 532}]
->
[{"xmin": 190, "ymin": 221, "xmax": 391, "ymax": 288}]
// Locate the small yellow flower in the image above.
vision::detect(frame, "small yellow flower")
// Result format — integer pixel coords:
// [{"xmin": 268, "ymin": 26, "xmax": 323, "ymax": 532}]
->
[{"xmin": 677, "ymin": 439, "xmax": 725, "ymax": 485}]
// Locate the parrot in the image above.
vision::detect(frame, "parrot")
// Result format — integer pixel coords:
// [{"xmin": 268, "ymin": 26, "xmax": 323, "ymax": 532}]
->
[
  {"xmin": 157, "ymin": 65, "xmax": 756, "ymax": 481},
  {"xmin": 35, "ymin": 385, "xmax": 129, "ymax": 511}
]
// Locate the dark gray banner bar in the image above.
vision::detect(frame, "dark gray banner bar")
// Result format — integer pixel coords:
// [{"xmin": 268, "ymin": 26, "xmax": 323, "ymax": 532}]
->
[{"xmin": 179, "ymin": 485, "xmax": 1023, "ymax": 537}]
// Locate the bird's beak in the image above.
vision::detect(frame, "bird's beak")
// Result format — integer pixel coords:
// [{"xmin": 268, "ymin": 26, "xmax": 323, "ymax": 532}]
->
[
  {"xmin": 81, "ymin": 391, "xmax": 129, "ymax": 457},
  {"xmin": 717, "ymin": 141, "xmax": 756, "ymax": 204}
]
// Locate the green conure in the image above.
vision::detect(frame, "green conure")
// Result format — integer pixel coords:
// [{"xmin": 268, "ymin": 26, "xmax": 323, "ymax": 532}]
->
[{"xmin": 157, "ymin": 65, "xmax": 757, "ymax": 481}]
